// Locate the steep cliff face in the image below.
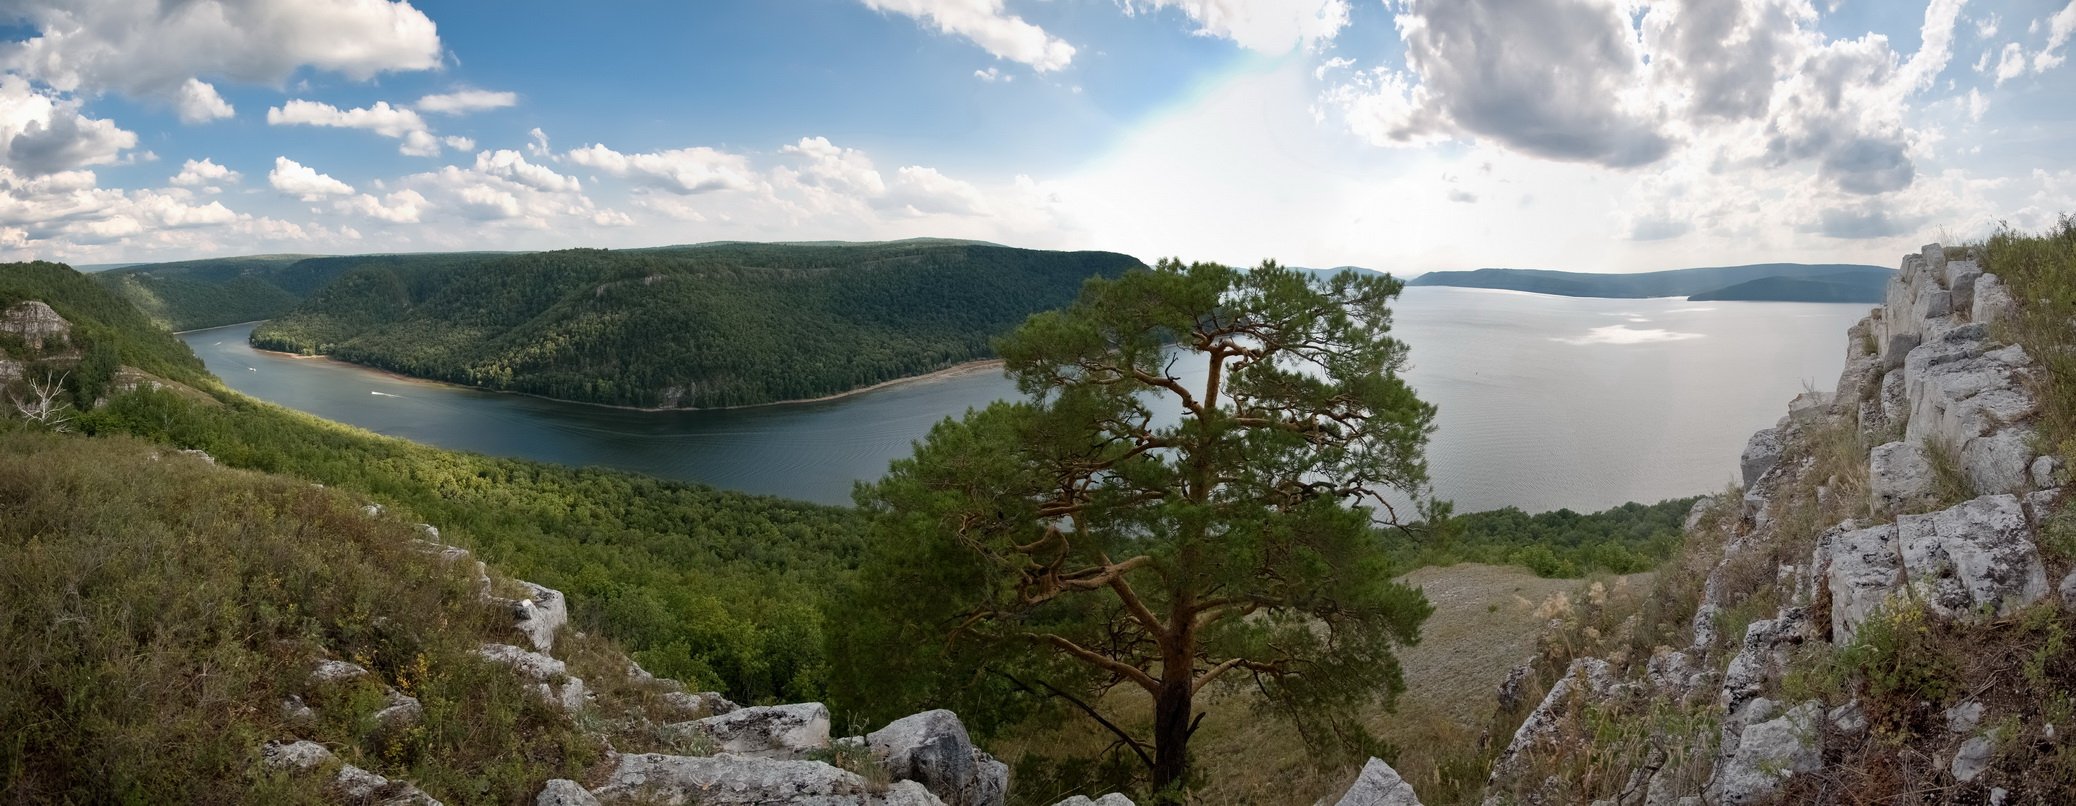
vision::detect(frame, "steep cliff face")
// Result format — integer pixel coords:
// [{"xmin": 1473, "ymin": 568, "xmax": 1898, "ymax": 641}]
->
[{"xmin": 1480, "ymin": 242, "xmax": 2070, "ymax": 805}]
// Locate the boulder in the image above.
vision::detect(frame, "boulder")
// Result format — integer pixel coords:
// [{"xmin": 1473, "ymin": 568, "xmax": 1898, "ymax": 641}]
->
[
  {"xmin": 311, "ymin": 659, "xmax": 371, "ymax": 685},
  {"xmin": 1716, "ymin": 701, "xmax": 1822, "ymax": 806},
  {"xmin": 866, "ymin": 710, "xmax": 1004, "ymax": 806},
  {"xmin": 477, "ymin": 643, "xmax": 568, "ymax": 680},
  {"xmin": 1869, "ymin": 441, "xmax": 1935, "ymax": 513},
  {"xmin": 1333, "ymin": 757, "xmax": 1423, "ymax": 806},
  {"xmin": 0, "ymin": 301, "xmax": 71, "ymax": 349},
  {"xmin": 1899, "ymin": 495, "xmax": 2049, "ymax": 620},
  {"xmin": 678, "ymin": 703, "xmax": 832, "ymax": 758},
  {"xmin": 1740, "ymin": 427, "xmax": 1784, "ymax": 489},
  {"xmin": 591, "ymin": 753, "xmax": 940, "ymax": 804},
  {"xmin": 660, "ymin": 690, "xmax": 741, "ymax": 718},
  {"xmin": 373, "ymin": 690, "xmax": 424, "ymax": 728},
  {"xmin": 2033, "ymin": 455, "xmax": 2063, "ymax": 490},
  {"xmin": 1488, "ymin": 657, "xmax": 1614, "ymax": 785},
  {"xmin": 1962, "ymin": 426, "xmax": 2038, "ymax": 495},
  {"xmin": 1946, "ymin": 260, "xmax": 1983, "ymax": 312},
  {"xmin": 537, "ymin": 779, "xmax": 600, "ymax": 806},
  {"xmin": 505, "ymin": 581, "xmax": 569, "ymax": 652},
  {"xmin": 1902, "ymin": 335, "xmax": 2037, "ymax": 494},
  {"xmin": 1052, "ymin": 797, "xmax": 1134, "ymax": 806},
  {"xmin": 1788, "ymin": 391, "xmax": 1830, "ymax": 424},
  {"xmin": 1946, "ymin": 700, "xmax": 1986, "ymax": 734}
]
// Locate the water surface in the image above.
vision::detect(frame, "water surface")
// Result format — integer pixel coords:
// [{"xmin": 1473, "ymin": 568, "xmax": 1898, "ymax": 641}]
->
[{"xmin": 181, "ymin": 287, "xmax": 1868, "ymax": 512}]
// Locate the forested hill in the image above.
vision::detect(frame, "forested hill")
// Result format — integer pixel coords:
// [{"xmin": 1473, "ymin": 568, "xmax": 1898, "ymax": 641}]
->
[
  {"xmin": 95, "ymin": 252, "xmax": 513, "ymax": 331},
  {"xmin": 250, "ymin": 241, "xmax": 1144, "ymax": 408},
  {"xmin": 1408, "ymin": 262, "xmax": 1891, "ymax": 301}
]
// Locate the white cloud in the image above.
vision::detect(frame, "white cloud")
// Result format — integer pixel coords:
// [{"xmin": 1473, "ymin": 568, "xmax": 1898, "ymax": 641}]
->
[
  {"xmin": 526, "ymin": 127, "xmax": 552, "ymax": 158},
  {"xmin": 2036, "ymin": 1, "xmax": 2076, "ymax": 72},
  {"xmin": 0, "ymin": 76, "xmax": 137, "ymax": 176},
  {"xmin": 268, "ymin": 156, "xmax": 354, "ymax": 200},
  {"xmin": 400, "ymin": 130, "xmax": 443, "ymax": 157},
  {"xmin": 974, "ymin": 67, "xmax": 1009, "ymax": 82},
  {"xmin": 174, "ymin": 79, "xmax": 235, "ymax": 123},
  {"xmin": 1119, "ymin": 0, "xmax": 1350, "ymax": 53},
  {"xmin": 170, "ymin": 158, "xmax": 240, "ymax": 188},
  {"xmin": 884, "ymin": 165, "xmax": 987, "ymax": 215},
  {"xmin": 1994, "ymin": 41, "xmax": 2029, "ymax": 83},
  {"xmin": 565, "ymin": 143, "xmax": 759, "ymax": 194},
  {"xmin": 443, "ymin": 135, "xmax": 475, "ymax": 152},
  {"xmin": 858, "ymin": 0, "xmax": 1075, "ymax": 71},
  {"xmin": 339, "ymin": 189, "xmax": 428, "ymax": 223},
  {"xmin": 268, "ymin": 99, "xmax": 428, "ymax": 138},
  {"xmin": 2, "ymin": 0, "xmax": 442, "ymax": 99},
  {"xmin": 473, "ymin": 149, "xmax": 580, "ymax": 193},
  {"xmin": 416, "ymin": 89, "xmax": 519, "ymax": 115}
]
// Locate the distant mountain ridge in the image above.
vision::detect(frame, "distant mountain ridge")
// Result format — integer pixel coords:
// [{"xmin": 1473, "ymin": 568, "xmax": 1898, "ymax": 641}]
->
[{"xmin": 1407, "ymin": 262, "xmax": 1892, "ymax": 302}]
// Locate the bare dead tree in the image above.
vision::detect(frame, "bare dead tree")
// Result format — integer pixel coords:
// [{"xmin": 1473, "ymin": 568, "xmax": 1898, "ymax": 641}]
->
[{"xmin": 8, "ymin": 370, "xmax": 73, "ymax": 432}]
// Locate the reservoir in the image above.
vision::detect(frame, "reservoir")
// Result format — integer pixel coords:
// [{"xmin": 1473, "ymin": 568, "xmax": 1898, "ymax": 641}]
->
[{"xmin": 180, "ymin": 287, "xmax": 1868, "ymax": 512}]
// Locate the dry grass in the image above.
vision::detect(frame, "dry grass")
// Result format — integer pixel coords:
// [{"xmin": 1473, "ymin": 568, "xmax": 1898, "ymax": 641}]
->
[{"xmin": 992, "ymin": 564, "xmax": 1618, "ymax": 805}]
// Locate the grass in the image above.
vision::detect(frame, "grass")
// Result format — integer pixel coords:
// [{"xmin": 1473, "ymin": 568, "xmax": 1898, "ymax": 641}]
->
[
  {"xmin": 1981, "ymin": 216, "xmax": 2076, "ymax": 471},
  {"xmin": 0, "ymin": 427, "xmax": 675, "ymax": 803},
  {"xmin": 989, "ymin": 563, "xmax": 1606, "ymax": 805}
]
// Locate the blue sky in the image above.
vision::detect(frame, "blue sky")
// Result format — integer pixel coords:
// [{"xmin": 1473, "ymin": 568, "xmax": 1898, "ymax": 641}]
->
[{"xmin": 2, "ymin": 0, "xmax": 2073, "ymax": 273}]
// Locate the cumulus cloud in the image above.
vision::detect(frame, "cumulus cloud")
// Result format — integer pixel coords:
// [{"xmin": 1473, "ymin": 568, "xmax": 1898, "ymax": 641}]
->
[
  {"xmin": 858, "ymin": 0, "xmax": 1075, "ymax": 71},
  {"xmin": 472, "ymin": 149, "xmax": 579, "ymax": 192},
  {"xmin": 175, "ymin": 79, "xmax": 235, "ymax": 123},
  {"xmin": 339, "ymin": 189, "xmax": 428, "ymax": 223},
  {"xmin": 565, "ymin": 143, "xmax": 759, "ymax": 194},
  {"xmin": 0, "ymin": 76, "xmax": 138, "ymax": 176},
  {"xmin": 1323, "ymin": 0, "xmax": 1966, "ymax": 201},
  {"xmin": 268, "ymin": 99, "xmax": 427, "ymax": 138},
  {"xmin": 1328, "ymin": 0, "xmax": 1670, "ymax": 167},
  {"xmin": 1118, "ymin": 0, "xmax": 1349, "ymax": 53},
  {"xmin": 416, "ymin": 89, "xmax": 518, "ymax": 114},
  {"xmin": 170, "ymin": 158, "xmax": 240, "ymax": 188},
  {"xmin": 268, "ymin": 156, "xmax": 354, "ymax": 200},
  {"xmin": 2, "ymin": 0, "xmax": 442, "ymax": 98}
]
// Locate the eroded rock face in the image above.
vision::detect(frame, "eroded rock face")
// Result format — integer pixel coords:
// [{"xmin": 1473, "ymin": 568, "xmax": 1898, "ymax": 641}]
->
[
  {"xmin": 592, "ymin": 753, "xmax": 940, "ymax": 805},
  {"xmin": 1334, "ymin": 757, "xmax": 1423, "ymax": 806},
  {"xmin": 1741, "ymin": 428, "xmax": 1785, "ymax": 489},
  {"xmin": 1902, "ymin": 331, "xmax": 2037, "ymax": 494},
  {"xmin": 1052, "ymin": 796, "xmax": 1133, "ymax": 806},
  {"xmin": 0, "ymin": 301, "xmax": 70, "ymax": 350},
  {"xmin": 676, "ymin": 703, "xmax": 832, "ymax": 759},
  {"xmin": 1715, "ymin": 702, "xmax": 1822, "ymax": 806},
  {"xmin": 1972, "ymin": 273, "xmax": 2016, "ymax": 326},
  {"xmin": 1869, "ymin": 441, "xmax": 1935, "ymax": 513},
  {"xmin": 1488, "ymin": 657, "xmax": 1616, "ymax": 786},
  {"xmin": 866, "ymin": 709, "xmax": 1005, "ymax": 806},
  {"xmin": 260, "ymin": 740, "xmax": 444, "ymax": 805},
  {"xmin": 1816, "ymin": 522, "xmax": 1903, "ymax": 644},
  {"xmin": 511, "ymin": 581, "xmax": 570, "ymax": 652},
  {"xmin": 477, "ymin": 643, "xmax": 568, "ymax": 680},
  {"xmin": 1899, "ymin": 494, "xmax": 2048, "ymax": 620}
]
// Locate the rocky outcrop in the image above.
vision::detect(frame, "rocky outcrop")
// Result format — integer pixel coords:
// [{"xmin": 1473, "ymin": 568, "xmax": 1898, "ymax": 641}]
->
[
  {"xmin": 673, "ymin": 702, "xmax": 832, "ymax": 759},
  {"xmin": 0, "ymin": 301, "xmax": 70, "ymax": 350},
  {"xmin": 1482, "ymin": 241, "xmax": 2067, "ymax": 804},
  {"xmin": 1052, "ymin": 796, "xmax": 1134, "ymax": 806},
  {"xmin": 866, "ymin": 709, "xmax": 1008, "ymax": 806},
  {"xmin": 262, "ymin": 740, "xmax": 444, "ymax": 805},
  {"xmin": 1333, "ymin": 757, "xmax": 1423, "ymax": 806},
  {"xmin": 592, "ymin": 752, "xmax": 943, "ymax": 805}
]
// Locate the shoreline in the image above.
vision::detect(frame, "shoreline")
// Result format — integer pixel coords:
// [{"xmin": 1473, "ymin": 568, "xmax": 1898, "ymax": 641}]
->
[{"xmin": 246, "ymin": 338, "xmax": 1006, "ymax": 412}]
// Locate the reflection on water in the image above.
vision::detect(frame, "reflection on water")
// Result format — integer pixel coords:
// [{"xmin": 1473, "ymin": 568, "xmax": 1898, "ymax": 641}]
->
[{"xmin": 181, "ymin": 287, "xmax": 1868, "ymax": 512}]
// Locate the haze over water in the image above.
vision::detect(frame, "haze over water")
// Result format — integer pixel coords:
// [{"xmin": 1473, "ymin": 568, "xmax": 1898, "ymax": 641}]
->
[{"xmin": 182, "ymin": 287, "xmax": 1867, "ymax": 513}]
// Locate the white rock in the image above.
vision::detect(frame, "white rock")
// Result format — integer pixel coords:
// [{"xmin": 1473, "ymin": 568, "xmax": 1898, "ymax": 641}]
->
[
  {"xmin": 1817, "ymin": 521, "xmax": 1903, "ymax": 643},
  {"xmin": 262, "ymin": 739, "xmax": 335, "ymax": 771},
  {"xmin": 1869, "ymin": 441, "xmax": 1935, "ymax": 513},
  {"xmin": 537, "ymin": 779, "xmax": 600, "ymax": 806},
  {"xmin": 362, "ymin": 504, "xmax": 384, "ymax": 517},
  {"xmin": 866, "ymin": 710, "xmax": 1003, "ymax": 806},
  {"xmin": 1741, "ymin": 427, "xmax": 1785, "ymax": 488},
  {"xmin": 1489, "ymin": 658, "xmax": 1614, "ymax": 785},
  {"xmin": 311, "ymin": 659, "xmax": 371, "ymax": 685},
  {"xmin": 678, "ymin": 703, "xmax": 832, "ymax": 759},
  {"xmin": 1973, "ymin": 273, "xmax": 2016, "ymax": 326},
  {"xmin": 1899, "ymin": 495, "xmax": 2049, "ymax": 620},
  {"xmin": 477, "ymin": 643, "xmax": 567, "ymax": 680},
  {"xmin": 661, "ymin": 690, "xmax": 741, "ymax": 718},
  {"xmin": 1946, "ymin": 700, "xmax": 1986, "ymax": 734},
  {"xmin": 1052, "ymin": 797, "xmax": 1133, "ymax": 806},
  {"xmin": 1829, "ymin": 701, "xmax": 1867, "ymax": 737},
  {"xmin": 262, "ymin": 739, "xmax": 444, "ymax": 805},
  {"xmin": 1961, "ymin": 426, "xmax": 2037, "ymax": 495},
  {"xmin": 281, "ymin": 695, "xmax": 316, "ymax": 723},
  {"xmin": 1716, "ymin": 702, "xmax": 1822, "ymax": 806},
  {"xmin": 1334, "ymin": 757, "xmax": 1423, "ymax": 806},
  {"xmin": 2034, "ymin": 456, "xmax": 2064, "ymax": 489},
  {"xmin": 176, "ymin": 448, "xmax": 215, "ymax": 465},
  {"xmin": 511, "ymin": 581, "xmax": 571, "ymax": 652},
  {"xmin": 591, "ymin": 752, "xmax": 933, "ymax": 805},
  {"xmin": 0, "ymin": 301, "xmax": 71, "ymax": 348},
  {"xmin": 373, "ymin": 690, "xmax": 424, "ymax": 728},
  {"xmin": 1946, "ymin": 260, "xmax": 1983, "ymax": 312},
  {"xmin": 1952, "ymin": 736, "xmax": 1994, "ymax": 782}
]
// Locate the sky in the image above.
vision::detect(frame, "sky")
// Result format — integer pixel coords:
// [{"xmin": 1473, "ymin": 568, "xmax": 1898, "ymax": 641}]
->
[{"xmin": 1, "ymin": 0, "xmax": 2074, "ymax": 274}]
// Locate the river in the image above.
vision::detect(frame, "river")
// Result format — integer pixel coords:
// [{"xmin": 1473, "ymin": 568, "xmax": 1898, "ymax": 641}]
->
[{"xmin": 179, "ymin": 287, "xmax": 1868, "ymax": 512}]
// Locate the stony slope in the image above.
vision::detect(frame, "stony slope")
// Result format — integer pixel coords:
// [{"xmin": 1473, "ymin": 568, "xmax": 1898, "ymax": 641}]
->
[{"xmin": 1475, "ymin": 242, "xmax": 2070, "ymax": 804}]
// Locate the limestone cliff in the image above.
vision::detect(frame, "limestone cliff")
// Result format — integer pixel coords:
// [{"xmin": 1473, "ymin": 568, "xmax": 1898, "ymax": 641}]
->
[{"xmin": 1480, "ymin": 242, "xmax": 2069, "ymax": 804}]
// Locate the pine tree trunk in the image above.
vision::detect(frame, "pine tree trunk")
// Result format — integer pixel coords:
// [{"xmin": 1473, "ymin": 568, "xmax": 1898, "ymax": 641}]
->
[{"xmin": 1150, "ymin": 674, "xmax": 1193, "ymax": 794}]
